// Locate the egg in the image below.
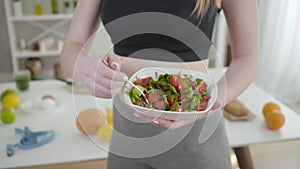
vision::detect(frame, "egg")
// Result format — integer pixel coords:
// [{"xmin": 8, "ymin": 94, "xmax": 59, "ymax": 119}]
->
[
  {"xmin": 76, "ymin": 108, "xmax": 106, "ymax": 135},
  {"xmin": 39, "ymin": 98, "xmax": 56, "ymax": 110},
  {"xmin": 42, "ymin": 95, "xmax": 55, "ymax": 101}
]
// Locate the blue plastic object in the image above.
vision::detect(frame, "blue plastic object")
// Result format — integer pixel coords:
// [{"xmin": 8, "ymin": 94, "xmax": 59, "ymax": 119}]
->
[{"xmin": 6, "ymin": 126, "xmax": 54, "ymax": 157}]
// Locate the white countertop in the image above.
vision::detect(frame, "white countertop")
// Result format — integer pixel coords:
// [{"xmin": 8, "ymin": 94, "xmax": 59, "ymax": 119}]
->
[
  {"xmin": 226, "ymin": 83, "xmax": 300, "ymax": 148},
  {"xmin": 0, "ymin": 80, "xmax": 111, "ymax": 169},
  {"xmin": 1, "ymin": 79, "xmax": 300, "ymax": 168}
]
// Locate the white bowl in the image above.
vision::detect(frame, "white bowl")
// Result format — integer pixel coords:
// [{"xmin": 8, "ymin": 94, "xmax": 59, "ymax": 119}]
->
[{"xmin": 122, "ymin": 67, "xmax": 218, "ymax": 120}]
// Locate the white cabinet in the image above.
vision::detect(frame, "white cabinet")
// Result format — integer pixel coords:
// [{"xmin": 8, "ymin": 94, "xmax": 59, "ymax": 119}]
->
[{"xmin": 4, "ymin": 0, "xmax": 75, "ymax": 79}]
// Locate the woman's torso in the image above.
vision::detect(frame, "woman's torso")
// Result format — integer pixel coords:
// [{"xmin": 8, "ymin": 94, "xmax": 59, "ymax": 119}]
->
[{"xmin": 101, "ymin": 0, "xmax": 219, "ymax": 76}]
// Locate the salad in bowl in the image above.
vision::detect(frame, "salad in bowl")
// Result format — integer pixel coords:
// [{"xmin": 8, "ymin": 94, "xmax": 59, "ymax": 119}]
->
[{"xmin": 123, "ymin": 67, "xmax": 218, "ymax": 120}]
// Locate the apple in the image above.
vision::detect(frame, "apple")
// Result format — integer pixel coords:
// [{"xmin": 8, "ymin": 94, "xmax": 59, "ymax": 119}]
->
[
  {"xmin": 1, "ymin": 89, "xmax": 18, "ymax": 101},
  {"xmin": 1, "ymin": 107, "xmax": 16, "ymax": 124}
]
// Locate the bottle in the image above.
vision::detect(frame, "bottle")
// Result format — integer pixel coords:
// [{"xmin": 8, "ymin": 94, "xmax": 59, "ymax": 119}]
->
[
  {"xmin": 13, "ymin": 0, "xmax": 23, "ymax": 17},
  {"xmin": 35, "ymin": 0, "xmax": 43, "ymax": 15},
  {"xmin": 51, "ymin": 0, "xmax": 59, "ymax": 14}
]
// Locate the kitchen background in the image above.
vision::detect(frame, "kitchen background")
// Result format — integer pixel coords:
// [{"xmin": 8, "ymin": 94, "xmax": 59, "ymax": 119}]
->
[
  {"xmin": 0, "ymin": 0, "xmax": 300, "ymax": 169},
  {"xmin": 0, "ymin": 0, "xmax": 229, "ymax": 81},
  {"xmin": 1, "ymin": 0, "xmax": 299, "ymax": 112}
]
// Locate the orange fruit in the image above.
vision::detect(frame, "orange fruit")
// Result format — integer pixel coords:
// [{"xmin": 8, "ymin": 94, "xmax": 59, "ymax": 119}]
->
[
  {"xmin": 76, "ymin": 109, "xmax": 106, "ymax": 135},
  {"xmin": 265, "ymin": 110, "xmax": 285, "ymax": 130},
  {"xmin": 263, "ymin": 102, "xmax": 281, "ymax": 118}
]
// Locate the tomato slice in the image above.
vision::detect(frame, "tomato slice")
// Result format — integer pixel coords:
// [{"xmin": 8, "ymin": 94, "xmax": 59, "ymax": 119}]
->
[
  {"xmin": 167, "ymin": 95, "xmax": 175, "ymax": 106},
  {"xmin": 186, "ymin": 77, "xmax": 197, "ymax": 87},
  {"xmin": 133, "ymin": 77, "xmax": 153, "ymax": 88},
  {"xmin": 194, "ymin": 81, "xmax": 207, "ymax": 95},
  {"xmin": 172, "ymin": 104, "xmax": 182, "ymax": 112},
  {"xmin": 176, "ymin": 77, "xmax": 186, "ymax": 93},
  {"xmin": 145, "ymin": 92, "xmax": 162, "ymax": 104},
  {"xmin": 197, "ymin": 103, "xmax": 207, "ymax": 111},
  {"xmin": 198, "ymin": 81, "xmax": 207, "ymax": 94},
  {"xmin": 178, "ymin": 93, "xmax": 188, "ymax": 101},
  {"xmin": 170, "ymin": 75, "xmax": 178, "ymax": 88},
  {"xmin": 202, "ymin": 95, "xmax": 211, "ymax": 103},
  {"xmin": 153, "ymin": 100, "xmax": 165, "ymax": 110}
]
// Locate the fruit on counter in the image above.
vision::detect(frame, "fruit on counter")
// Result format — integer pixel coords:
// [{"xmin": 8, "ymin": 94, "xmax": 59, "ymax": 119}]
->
[
  {"xmin": 76, "ymin": 108, "xmax": 105, "ymax": 135},
  {"xmin": 262, "ymin": 102, "xmax": 285, "ymax": 130},
  {"xmin": 97, "ymin": 124, "xmax": 113, "ymax": 142},
  {"xmin": 1, "ymin": 89, "xmax": 18, "ymax": 102},
  {"xmin": 1, "ymin": 107, "xmax": 16, "ymax": 124},
  {"xmin": 265, "ymin": 109, "xmax": 285, "ymax": 130},
  {"xmin": 263, "ymin": 102, "xmax": 281, "ymax": 118},
  {"xmin": 2, "ymin": 94, "xmax": 20, "ymax": 108},
  {"xmin": 106, "ymin": 108, "xmax": 113, "ymax": 127}
]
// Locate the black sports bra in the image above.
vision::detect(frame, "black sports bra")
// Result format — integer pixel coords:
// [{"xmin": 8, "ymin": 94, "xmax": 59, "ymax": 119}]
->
[{"xmin": 101, "ymin": 0, "xmax": 219, "ymax": 62}]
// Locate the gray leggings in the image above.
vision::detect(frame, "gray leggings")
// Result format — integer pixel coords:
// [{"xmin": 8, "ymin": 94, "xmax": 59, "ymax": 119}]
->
[{"xmin": 107, "ymin": 95, "xmax": 232, "ymax": 169}]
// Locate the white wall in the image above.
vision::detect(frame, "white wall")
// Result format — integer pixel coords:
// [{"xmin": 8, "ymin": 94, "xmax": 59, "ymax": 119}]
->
[
  {"xmin": 88, "ymin": 23, "xmax": 113, "ymax": 57},
  {"xmin": 213, "ymin": 11, "xmax": 229, "ymax": 66},
  {"xmin": 0, "ymin": 0, "xmax": 13, "ymax": 77}
]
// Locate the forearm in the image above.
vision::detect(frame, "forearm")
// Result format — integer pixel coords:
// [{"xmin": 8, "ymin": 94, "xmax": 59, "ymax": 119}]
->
[
  {"xmin": 60, "ymin": 0, "xmax": 102, "ymax": 79},
  {"xmin": 219, "ymin": 0, "xmax": 259, "ymax": 105},
  {"xmin": 60, "ymin": 41, "xmax": 84, "ymax": 79},
  {"xmin": 218, "ymin": 53, "xmax": 259, "ymax": 105}
]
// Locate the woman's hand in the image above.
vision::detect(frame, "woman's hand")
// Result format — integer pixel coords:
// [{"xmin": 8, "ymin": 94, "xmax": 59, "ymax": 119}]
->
[
  {"xmin": 134, "ymin": 102, "xmax": 221, "ymax": 130},
  {"xmin": 74, "ymin": 54, "xmax": 127, "ymax": 98}
]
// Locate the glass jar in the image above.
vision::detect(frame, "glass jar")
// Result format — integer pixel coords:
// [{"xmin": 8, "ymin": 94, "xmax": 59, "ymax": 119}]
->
[
  {"xmin": 63, "ymin": 1, "xmax": 72, "ymax": 14},
  {"xmin": 25, "ymin": 58, "xmax": 43, "ymax": 80}
]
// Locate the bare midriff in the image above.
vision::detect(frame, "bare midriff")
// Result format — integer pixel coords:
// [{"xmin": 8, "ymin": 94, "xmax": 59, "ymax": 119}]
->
[{"xmin": 119, "ymin": 56, "xmax": 209, "ymax": 77}]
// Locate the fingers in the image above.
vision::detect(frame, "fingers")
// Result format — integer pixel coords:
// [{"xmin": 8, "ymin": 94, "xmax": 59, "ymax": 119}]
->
[
  {"xmin": 94, "ymin": 76, "xmax": 125, "ymax": 90},
  {"xmin": 134, "ymin": 112, "xmax": 155, "ymax": 123},
  {"xmin": 155, "ymin": 118, "xmax": 193, "ymax": 129},
  {"xmin": 98, "ymin": 66, "xmax": 127, "ymax": 82},
  {"xmin": 134, "ymin": 112, "xmax": 195, "ymax": 130},
  {"xmin": 86, "ymin": 78, "xmax": 123, "ymax": 98},
  {"xmin": 132, "ymin": 102, "xmax": 222, "ymax": 130},
  {"xmin": 74, "ymin": 55, "xmax": 125, "ymax": 99},
  {"xmin": 211, "ymin": 101, "xmax": 221, "ymax": 110},
  {"xmin": 91, "ymin": 58, "xmax": 126, "ymax": 82},
  {"xmin": 102, "ymin": 54, "xmax": 122, "ymax": 71}
]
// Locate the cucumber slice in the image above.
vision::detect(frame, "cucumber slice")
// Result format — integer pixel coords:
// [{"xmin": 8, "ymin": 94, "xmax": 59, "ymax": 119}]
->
[{"xmin": 132, "ymin": 85, "xmax": 145, "ymax": 96}]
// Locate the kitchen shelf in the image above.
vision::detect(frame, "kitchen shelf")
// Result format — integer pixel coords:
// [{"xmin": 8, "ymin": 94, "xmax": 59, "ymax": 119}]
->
[
  {"xmin": 4, "ymin": 0, "xmax": 72, "ymax": 75},
  {"xmin": 10, "ymin": 14, "xmax": 73, "ymax": 22},
  {"xmin": 15, "ymin": 50, "xmax": 62, "ymax": 58}
]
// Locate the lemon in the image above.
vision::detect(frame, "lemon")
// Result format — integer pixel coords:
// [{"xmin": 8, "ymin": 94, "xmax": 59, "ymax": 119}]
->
[
  {"xmin": 2, "ymin": 94, "xmax": 20, "ymax": 108},
  {"xmin": 106, "ymin": 108, "xmax": 113, "ymax": 127},
  {"xmin": 97, "ymin": 124, "xmax": 113, "ymax": 142}
]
